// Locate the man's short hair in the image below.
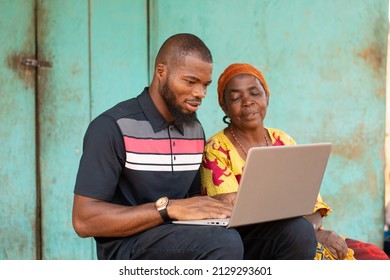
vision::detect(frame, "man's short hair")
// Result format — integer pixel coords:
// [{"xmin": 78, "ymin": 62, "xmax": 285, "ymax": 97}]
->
[{"xmin": 155, "ymin": 33, "xmax": 212, "ymax": 68}]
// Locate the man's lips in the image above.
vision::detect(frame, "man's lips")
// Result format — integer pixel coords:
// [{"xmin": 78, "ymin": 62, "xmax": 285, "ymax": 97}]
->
[{"xmin": 185, "ymin": 100, "xmax": 202, "ymax": 112}]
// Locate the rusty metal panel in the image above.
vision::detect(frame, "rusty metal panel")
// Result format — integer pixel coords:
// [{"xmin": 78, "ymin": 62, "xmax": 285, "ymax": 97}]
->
[
  {"xmin": 37, "ymin": 0, "xmax": 92, "ymax": 259},
  {"xmin": 0, "ymin": 0, "xmax": 37, "ymax": 259},
  {"xmin": 151, "ymin": 0, "xmax": 389, "ymax": 247},
  {"xmin": 38, "ymin": 0, "xmax": 148, "ymax": 259},
  {"xmin": 1, "ymin": 0, "xmax": 387, "ymax": 260}
]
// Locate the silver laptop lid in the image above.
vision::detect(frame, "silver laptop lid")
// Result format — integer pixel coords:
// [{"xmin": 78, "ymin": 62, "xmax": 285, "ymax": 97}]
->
[{"xmin": 228, "ymin": 142, "xmax": 331, "ymax": 228}]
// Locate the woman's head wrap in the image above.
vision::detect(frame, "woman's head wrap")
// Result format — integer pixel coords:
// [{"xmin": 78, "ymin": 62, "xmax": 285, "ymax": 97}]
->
[{"xmin": 217, "ymin": 63, "xmax": 270, "ymax": 107}]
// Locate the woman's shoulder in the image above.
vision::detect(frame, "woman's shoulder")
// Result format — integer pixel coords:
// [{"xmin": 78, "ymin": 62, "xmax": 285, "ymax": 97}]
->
[
  {"xmin": 266, "ymin": 127, "xmax": 290, "ymax": 136},
  {"xmin": 266, "ymin": 127, "xmax": 297, "ymax": 146},
  {"xmin": 204, "ymin": 129, "xmax": 236, "ymax": 155},
  {"xmin": 205, "ymin": 129, "xmax": 228, "ymax": 146}
]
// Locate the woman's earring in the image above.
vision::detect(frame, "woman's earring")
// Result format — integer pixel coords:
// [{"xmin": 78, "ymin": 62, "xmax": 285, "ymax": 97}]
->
[{"xmin": 223, "ymin": 115, "xmax": 231, "ymax": 125}]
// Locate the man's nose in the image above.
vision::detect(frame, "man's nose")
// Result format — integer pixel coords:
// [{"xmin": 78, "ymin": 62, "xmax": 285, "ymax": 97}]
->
[{"xmin": 192, "ymin": 86, "xmax": 206, "ymax": 99}]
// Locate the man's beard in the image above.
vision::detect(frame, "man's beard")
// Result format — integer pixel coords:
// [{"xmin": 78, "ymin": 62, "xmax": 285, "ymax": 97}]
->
[{"xmin": 160, "ymin": 81, "xmax": 198, "ymax": 126}]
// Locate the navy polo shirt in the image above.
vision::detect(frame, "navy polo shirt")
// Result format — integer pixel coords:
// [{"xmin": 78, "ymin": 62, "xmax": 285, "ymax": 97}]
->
[{"xmin": 74, "ymin": 88, "xmax": 206, "ymax": 207}]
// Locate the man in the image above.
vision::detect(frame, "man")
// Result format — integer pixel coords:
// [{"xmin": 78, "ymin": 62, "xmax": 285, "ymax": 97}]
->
[
  {"xmin": 73, "ymin": 33, "xmax": 243, "ymax": 260},
  {"xmin": 72, "ymin": 33, "xmax": 316, "ymax": 260}
]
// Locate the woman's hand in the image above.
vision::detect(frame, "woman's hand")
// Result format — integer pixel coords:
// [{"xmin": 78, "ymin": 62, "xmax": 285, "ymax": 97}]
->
[{"xmin": 316, "ymin": 226, "xmax": 348, "ymax": 259}]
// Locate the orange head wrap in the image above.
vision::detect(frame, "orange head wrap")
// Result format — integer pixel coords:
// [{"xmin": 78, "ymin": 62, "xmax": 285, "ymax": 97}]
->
[{"xmin": 217, "ymin": 63, "xmax": 270, "ymax": 107}]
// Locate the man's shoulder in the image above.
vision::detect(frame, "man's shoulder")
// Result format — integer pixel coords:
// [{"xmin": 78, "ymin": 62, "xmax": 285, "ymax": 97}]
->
[
  {"xmin": 100, "ymin": 88, "xmax": 150, "ymax": 121},
  {"xmin": 101, "ymin": 96, "xmax": 142, "ymax": 121},
  {"xmin": 86, "ymin": 93, "xmax": 145, "ymax": 135}
]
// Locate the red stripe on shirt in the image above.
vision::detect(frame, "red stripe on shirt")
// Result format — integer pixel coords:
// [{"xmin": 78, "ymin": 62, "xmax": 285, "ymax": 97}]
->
[{"xmin": 123, "ymin": 137, "xmax": 204, "ymax": 154}]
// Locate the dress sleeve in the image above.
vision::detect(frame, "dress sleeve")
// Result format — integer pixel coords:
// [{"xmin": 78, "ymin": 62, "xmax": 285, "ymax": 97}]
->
[
  {"xmin": 314, "ymin": 194, "xmax": 332, "ymax": 217},
  {"xmin": 200, "ymin": 138, "xmax": 241, "ymax": 196},
  {"xmin": 267, "ymin": 127, "xmax": 297, "ymax": 146}
]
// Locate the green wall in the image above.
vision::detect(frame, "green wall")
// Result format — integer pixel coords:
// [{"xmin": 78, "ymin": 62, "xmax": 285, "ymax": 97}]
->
[
  {"xmin": 151, "ymin": 0, "xmax": 389, "ymax": 247},
  {"xmin": 0, "ymin": 0, "xmax": 388, "ymax": 259}
]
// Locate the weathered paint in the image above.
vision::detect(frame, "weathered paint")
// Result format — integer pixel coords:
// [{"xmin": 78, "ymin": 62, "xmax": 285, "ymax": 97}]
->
[
  {"xmin": 37, "ymin": 0, "xmax": 148, "ymax": 260},
  {"xmin": 37, "ymin": 0, "xmax": 91, "ymax": 259},
  {"xmin": 0, "ymin": 0, "xmax": 37, "ymax": 259},
  {"xmin": 385, "ymin": 5, "xmax": 390, "ymax": 228},
  {"xmin": 0, "ymin": 0, "xmax": 388, "ymax": 259}
]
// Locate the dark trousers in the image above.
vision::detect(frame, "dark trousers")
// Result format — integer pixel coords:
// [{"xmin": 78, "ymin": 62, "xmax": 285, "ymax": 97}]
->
[
  {"xmin": 97, "ymin": 216, "xmax": 316, "ymax": 260},
  {"xmin": 97, "ymin": 224, "xmax": 243, "ymax": 260},
  {"xmin": 238, "ymin": 217, "xmax": 317, "ymax": 260}
]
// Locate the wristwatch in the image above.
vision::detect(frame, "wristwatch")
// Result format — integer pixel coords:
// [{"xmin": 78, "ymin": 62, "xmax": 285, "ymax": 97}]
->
[{"xmin": 155, "ymin": 196, "xmax": 171, "ymax": 222}]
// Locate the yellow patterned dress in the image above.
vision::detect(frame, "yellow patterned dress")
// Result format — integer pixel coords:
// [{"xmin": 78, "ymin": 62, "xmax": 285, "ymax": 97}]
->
[{"xmin": 200, "ymin": 128, "xmax": 355, "ymax": 260}]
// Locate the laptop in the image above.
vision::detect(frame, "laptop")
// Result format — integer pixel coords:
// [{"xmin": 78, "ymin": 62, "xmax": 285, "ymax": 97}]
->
[{"xmin": 172, "ymin": 142, "xmax": 332, "ymax": 228}]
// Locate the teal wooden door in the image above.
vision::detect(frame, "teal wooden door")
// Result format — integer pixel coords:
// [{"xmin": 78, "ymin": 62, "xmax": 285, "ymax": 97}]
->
[
  {"xmin": 38, "ymin": 0, "xmax": 148, "ymax": 259},
  {"xmin": 37, "ymin": 0, "xmax": 91, "ymax": 260},
  {"xmin": 0, "ymin": 0, "xmax": 148, "ymax": 260},
  {"xmin": 0, "ymin": 0, "xmax": 37, "ymax": 260}
]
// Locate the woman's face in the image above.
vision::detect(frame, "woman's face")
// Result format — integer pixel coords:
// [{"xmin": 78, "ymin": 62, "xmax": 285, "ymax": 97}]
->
[{"xmin": 223, "ymin": 74, "xmax": 268, "ymax": 131}]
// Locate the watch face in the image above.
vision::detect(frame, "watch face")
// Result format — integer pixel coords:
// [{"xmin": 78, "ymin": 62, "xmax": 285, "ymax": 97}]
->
[{"xmin": 156, "ymin": 197, "xmax": 169, "ymax": 210}]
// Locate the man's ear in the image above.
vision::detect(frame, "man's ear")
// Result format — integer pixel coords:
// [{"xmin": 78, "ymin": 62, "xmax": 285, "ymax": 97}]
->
[{"xmin": 156, "ymin": 64, "xmax": 166, "ymax": 80}]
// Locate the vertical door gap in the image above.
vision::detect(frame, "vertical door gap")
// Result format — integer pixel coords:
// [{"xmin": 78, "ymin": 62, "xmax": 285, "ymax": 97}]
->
[{"xmin": 35, "ymin": 0, "xmax": 42, "ymax": 260}]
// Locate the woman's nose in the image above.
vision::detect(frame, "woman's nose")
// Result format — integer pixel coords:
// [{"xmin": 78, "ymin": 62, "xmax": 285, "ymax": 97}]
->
[{"xmin": 242, "ymin": 95, "xmax": 254, "ymax": 106}]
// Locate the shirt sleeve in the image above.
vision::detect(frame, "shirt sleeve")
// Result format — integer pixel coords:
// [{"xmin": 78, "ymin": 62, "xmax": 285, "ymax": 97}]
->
[{"xmin": 74, "ymin": 115, "xmax": 125, "ymax": 201}]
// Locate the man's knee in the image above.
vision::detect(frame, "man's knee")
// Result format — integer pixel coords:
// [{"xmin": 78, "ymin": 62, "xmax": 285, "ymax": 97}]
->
[
  {"xmin": 282, "ymin": 217, "xmax": 317, "ymax": 259},
  {"xmin": 201, "ymin": 227, "xmax": 244, "ymax": 259}
]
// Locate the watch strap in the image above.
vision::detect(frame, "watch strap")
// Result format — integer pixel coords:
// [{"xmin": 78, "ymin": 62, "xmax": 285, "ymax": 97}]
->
[{"xmin": 158, "ymin": 208, "xmax": 171, "ymax": 222}]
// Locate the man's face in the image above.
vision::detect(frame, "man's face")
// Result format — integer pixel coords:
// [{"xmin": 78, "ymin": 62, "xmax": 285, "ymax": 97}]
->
[
  {"xmin": 160, "ymin": 80, "xmax": 198, "ymax": 126},
  {"xmin": 160, "ymin": 55, "xmax": 212, "ymax": 126}
]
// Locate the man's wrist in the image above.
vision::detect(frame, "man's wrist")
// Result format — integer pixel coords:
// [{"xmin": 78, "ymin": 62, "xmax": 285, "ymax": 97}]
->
[{"xmin": 155, "ymin": 197, "xmax": 172, "ymax": 222}]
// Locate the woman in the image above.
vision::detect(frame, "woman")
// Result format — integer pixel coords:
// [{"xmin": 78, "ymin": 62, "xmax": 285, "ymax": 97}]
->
[{"xmin": 200, "ymin": 63, "xmax": 389, "ymax": 260}]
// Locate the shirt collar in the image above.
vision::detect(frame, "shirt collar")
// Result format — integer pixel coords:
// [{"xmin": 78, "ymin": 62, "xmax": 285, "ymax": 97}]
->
[{"xmin": 137, "ymin": 87, "xmax": 184, "ymax": 135}]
